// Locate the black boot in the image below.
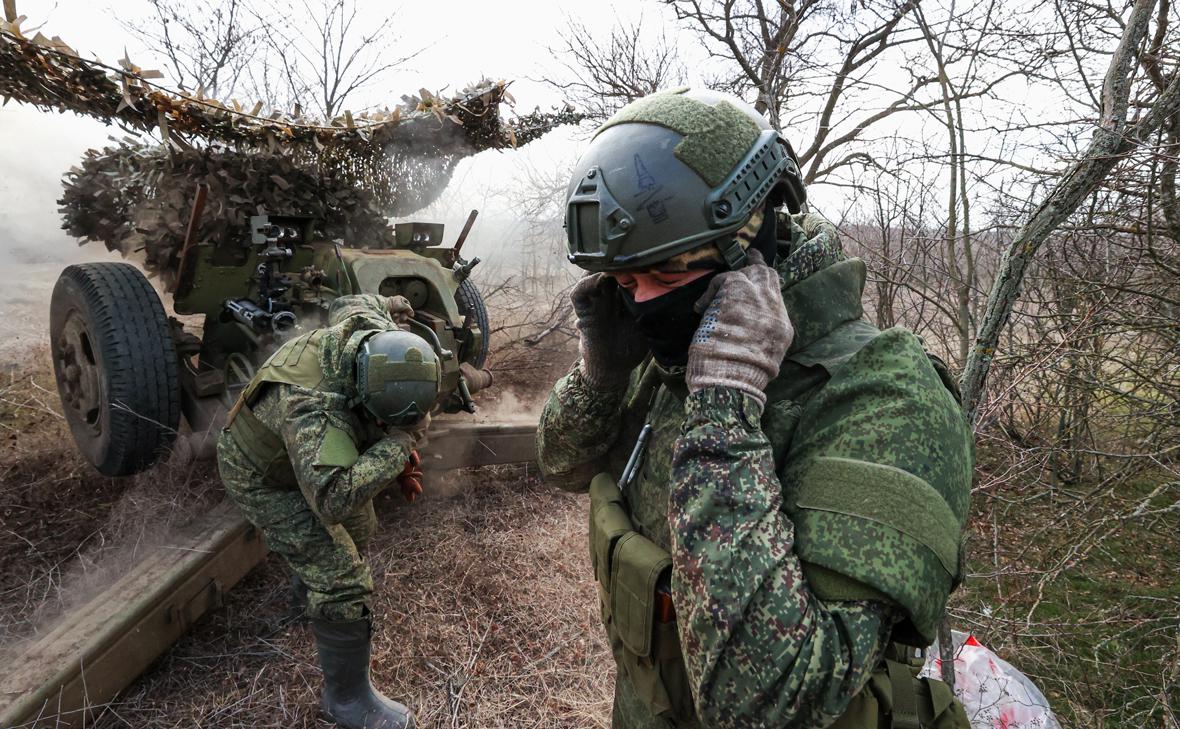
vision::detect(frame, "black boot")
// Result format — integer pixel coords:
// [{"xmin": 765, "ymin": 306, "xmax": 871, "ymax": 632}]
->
[{"xmin": 311, "ymin": 617, "xmax": 415, "ymax": 729}]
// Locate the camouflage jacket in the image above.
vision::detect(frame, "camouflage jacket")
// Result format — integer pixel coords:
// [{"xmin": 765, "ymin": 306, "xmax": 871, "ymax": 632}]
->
[
  {"xmin": 537, "ymin": 214, "xmax": 973, "ymax": 728},
  {"xmin": 238, "ymin": 294, "xmax": 413, "ymax": 523}
]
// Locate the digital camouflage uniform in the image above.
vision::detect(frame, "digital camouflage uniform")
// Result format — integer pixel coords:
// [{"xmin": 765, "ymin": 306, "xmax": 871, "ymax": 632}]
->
[
  {"xmin": 217, "ymin": 294, "xmax": 414, "ymax": 622},
  {"xmin": 538, "ymin": 213, "xmax": 974, "ymax": 729}
]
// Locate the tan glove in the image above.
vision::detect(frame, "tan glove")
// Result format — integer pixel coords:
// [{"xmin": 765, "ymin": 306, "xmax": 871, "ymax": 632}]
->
[
  {"xmin": 571, "ymin": 273, "xmax": 649, "ymax": 390},
  {"xmin": 386, "ymin": 295, "xmax": 414, "ymax": 326},
  {"xmin": 686, "ymin": 249, "xmax": 793, "ymax": 407}
]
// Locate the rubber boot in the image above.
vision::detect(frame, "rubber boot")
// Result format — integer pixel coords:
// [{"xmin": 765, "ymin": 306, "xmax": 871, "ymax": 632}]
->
[{"xmin": 311, "ymin": 616, "xmax": 415, "ymax": 729}]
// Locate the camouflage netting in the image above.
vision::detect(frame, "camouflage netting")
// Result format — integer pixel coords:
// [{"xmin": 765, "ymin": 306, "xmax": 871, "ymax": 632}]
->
[
  {"xmin": 60, "ymin": 144, "xmax": 401, "ymax": 287},
  {"xmin": 0, "ymin": 17, "xmax": 583, "ymax": 284}
]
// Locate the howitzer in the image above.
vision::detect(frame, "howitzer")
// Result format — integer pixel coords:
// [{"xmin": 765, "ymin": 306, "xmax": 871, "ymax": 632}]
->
[{"xmin": 49, "ymin": 206, "xmax": 493, "ymax": 475}]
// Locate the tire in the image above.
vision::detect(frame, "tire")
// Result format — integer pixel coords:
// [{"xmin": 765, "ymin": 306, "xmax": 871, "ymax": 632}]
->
[
  {"xmin": 454, "ymin": 278, "xmax": 490, "ymax": 368},
  {"xmin": 50, "ymin": 263, "xmax": 181, "ymax": 477}
]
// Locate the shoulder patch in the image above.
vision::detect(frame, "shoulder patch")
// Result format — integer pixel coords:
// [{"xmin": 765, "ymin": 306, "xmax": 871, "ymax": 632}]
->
[{"xmin": 315, "ymin": 425, "xmax": 360, "ymax": 469}]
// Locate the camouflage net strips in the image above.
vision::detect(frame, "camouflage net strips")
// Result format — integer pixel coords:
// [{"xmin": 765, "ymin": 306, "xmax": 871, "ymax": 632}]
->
[
  {"xmin": 59, "ymin": 144, "xmax": 401, "ymax": 287},
  {"xmin": 0, "ymin": 17, "xmax": 582, "ymax": 282}
]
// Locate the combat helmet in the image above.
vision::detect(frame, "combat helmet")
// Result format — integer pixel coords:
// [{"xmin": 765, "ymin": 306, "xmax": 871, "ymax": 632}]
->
[
  {"xmin": 564, "ymin": 88, "xmax": 806, "ymax": 272},
  {"xmin": 355, "ymin": 329, "xmax": 441, "ymax": 426}
]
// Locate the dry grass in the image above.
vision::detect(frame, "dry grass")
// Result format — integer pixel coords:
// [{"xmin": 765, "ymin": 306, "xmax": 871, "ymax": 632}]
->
[
  {"xmin": 83, "ymin": 466, "xmax": 613, "ymax": 728},
  {"xmin": 1, "ymin": 305, "xmax": 610, "ymax": 728},
  {"xmin": 0, "ymin": 347, "xmax": 222, "ymax": 645}
]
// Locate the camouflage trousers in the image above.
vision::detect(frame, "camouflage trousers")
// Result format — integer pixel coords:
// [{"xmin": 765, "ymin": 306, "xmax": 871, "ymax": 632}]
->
[{"xmin": 217, "ymin": 430, "xmax": 376, "ymax": 621}]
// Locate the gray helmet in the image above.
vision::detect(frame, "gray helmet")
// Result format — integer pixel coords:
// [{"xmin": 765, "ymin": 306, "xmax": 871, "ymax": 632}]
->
[
  {"xmin": 355, "ymin": 329, "xmax": 440, "ymax": 426},
  {"xmin": 565, "ymin": 88, "xmax": 805, "ymax": 272}
]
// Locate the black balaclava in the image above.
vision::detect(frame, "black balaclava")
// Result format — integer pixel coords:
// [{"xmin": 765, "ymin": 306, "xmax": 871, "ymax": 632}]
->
[
  {"xmin": 619, "ymin": 272, "xmax": 718, "ymax": 368},
  {"xmin": 618, "ymin": 199, "xmax": 779, "ymax": 368},
  {"xmin": 748, "ymin": 197, "xmax": 780, "ymax": 267}
]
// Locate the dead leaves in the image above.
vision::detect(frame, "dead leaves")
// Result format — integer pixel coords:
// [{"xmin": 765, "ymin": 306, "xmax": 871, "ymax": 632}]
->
[
  {"xmin": 0, "ymin": 26, "xmax": 540, "ymax": 154},
  {"xmin": 59, "ymin": 144, "xmax": 400, "ymax": 288}
]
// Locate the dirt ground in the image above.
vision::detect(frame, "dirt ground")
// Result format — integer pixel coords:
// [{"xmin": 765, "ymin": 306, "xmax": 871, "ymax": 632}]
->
[
  {"xmin": 0, "ymin": 321, "xmax": 613, "ymax": 728},
  {"xmin": 84, "ymin": 465, "xmax": 613, "ymax": 728}
]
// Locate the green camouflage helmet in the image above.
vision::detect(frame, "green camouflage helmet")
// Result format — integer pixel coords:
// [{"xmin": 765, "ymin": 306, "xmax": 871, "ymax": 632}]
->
[
  {"xmin": 355, "ymin": 329, "xmax": 440, "ymax": 426},
  {"xmin": 564, "ymin": 88, "xmax": 806, "ymax": 272}
]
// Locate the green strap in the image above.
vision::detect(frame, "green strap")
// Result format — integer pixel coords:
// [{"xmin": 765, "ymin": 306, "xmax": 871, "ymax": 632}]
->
[
  {"xmin": 886, "ymin": 659, "xmax": 922, "ymax": 729},
  {"xmin": 796, "ymin": 456, "xmax": 961, "ymax": 576}
]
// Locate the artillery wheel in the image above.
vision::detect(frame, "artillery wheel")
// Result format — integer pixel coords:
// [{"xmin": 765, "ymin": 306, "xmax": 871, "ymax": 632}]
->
[
  {"xmin": 455, "ymin": 278, "xmax": 490, "ymax": 368},
  {"xmin": 50, "ymin": 263, "xmax": 181, "ymax": 476}
]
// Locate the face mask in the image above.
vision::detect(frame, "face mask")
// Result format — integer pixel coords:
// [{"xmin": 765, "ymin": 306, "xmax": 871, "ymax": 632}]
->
[{"xmin": 619, "ymin": 272, "xmax": 718, "ymax": 367}]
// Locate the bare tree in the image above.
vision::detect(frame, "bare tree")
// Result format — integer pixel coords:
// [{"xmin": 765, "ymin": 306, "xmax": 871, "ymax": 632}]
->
[
  {"xmin": 120, "ymin": 0, "xmax": 262, "ymax": 100},
  {"xmin": 546, "ymin": 15, "xmax": 687, "ymax": 123},
  {"xmin": 251, "ymin": 0, "xmax": 423, "ymax": 120},
  {"xmin": 961, "ymin": 0, "xmax": 1180, "ymax": 421}
]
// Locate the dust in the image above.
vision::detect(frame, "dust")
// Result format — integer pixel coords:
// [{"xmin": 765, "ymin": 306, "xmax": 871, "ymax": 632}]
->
[
  {"xmin": 473, "ymin": 387, "xmax": 545, "ymax": 423},
  {"xmin": 0, "ymin": 107, "xmax": 123, "ymax": 360},
  {"xmin": 0, "ymin": 439, "xmax": 221, "ymax": 651}
]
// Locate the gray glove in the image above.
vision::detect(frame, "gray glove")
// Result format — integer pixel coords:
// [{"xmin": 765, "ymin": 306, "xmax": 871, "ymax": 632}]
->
[
  {"xmin": 686, "ymin": 249, "xmax": 794, "ymax": 406},
  {"xmin": 571, "ymin": 273, "xmax": 649, "ymax": 390}
]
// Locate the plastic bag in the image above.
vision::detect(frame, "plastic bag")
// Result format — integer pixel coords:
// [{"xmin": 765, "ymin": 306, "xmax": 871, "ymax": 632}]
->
[{"xmin": 921, "ymin": 630, "xmax": 1061, "ymax": 729}]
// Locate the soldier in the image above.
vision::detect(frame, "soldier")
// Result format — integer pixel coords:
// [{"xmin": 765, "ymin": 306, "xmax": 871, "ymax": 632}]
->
[
  {"xmin": 538, "ymin": 89, "xmax": 974, "ymax": 728},
  {"xmin": 218, "ymin": 294, "xmax": 436, "ymax": 729}
]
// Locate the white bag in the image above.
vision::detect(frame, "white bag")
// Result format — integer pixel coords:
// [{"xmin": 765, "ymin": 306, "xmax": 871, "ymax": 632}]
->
[{"xmin": 921, "ymin": 630, "xmax": 1061, "ymax": 729}]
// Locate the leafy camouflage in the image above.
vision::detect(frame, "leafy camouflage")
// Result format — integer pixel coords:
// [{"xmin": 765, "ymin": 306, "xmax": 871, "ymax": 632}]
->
[
  {"xmin": 217, "ymin": 295, "xmax": 414, "ymax": 621},
  {"xmin": 537, "ymin": 215, "xmax": 973, "ymax": 728},
  {"xmin": 59, "ymin": 144, "xmax": 398, "ymax": 284},
  {"xmin": 0, "ymin": 20, "xmax": 568, "ymax": 179},
  {"xmin": 2, "ymin": 19, "xmax": 582, "ymax": 282}
]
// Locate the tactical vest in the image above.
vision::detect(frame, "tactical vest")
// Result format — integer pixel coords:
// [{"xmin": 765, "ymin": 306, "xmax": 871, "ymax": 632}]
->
[
  {"xmin": 587, "ymin": 264, "xmax": 972, "ymax": 727},
  {"xmin": 223, "ymin": 330, "xmax": 359, "ymax": 483}
]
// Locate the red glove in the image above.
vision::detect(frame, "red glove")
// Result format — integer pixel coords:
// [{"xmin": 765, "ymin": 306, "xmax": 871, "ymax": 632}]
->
[{"xmin": 396, "ymin": 450, "xmax": 423, "ymax": 502}]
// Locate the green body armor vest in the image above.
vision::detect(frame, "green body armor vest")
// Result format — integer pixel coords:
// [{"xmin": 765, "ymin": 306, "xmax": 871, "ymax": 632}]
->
[
  {"xmin": 586, "ymin": 260, "xmax": 972, "ymax": 728},
  {"xmin": 224, "ymin": 330, "xmax": 339, "ymax": 482}
]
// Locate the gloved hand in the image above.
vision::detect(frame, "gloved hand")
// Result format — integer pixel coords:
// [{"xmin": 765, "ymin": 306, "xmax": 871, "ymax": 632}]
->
[
  {"xmin": 385, "ymin": 295, "xmax": 415, "ymax": 326},
  {"xmin": 687, "ymin": 249, "xmax": 793, "ymax": 407},
  {"xmin": 396, "ymin": 450, "xmax": 423, "ymax": 502},
  {"xmin": 571, "ymin": 273, "xmax": 649, "ymax": 390}
]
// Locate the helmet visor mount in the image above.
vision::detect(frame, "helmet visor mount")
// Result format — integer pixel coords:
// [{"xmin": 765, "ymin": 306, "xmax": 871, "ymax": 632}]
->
[{"xmin": 566, "ymin": 129, "xmax": 805, "ymax": 272}]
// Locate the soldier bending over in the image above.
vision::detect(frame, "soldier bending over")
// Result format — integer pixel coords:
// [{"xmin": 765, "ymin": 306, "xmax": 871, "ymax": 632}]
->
[{"xmin": 218, "ymin": 294, "xmax": 434, "ymax": 729}]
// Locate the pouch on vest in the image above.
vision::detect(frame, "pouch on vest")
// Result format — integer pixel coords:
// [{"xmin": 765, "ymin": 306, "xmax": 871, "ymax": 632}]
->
[
  {"xmin": 589, "ymin": 473, "xmax": 694, "ymax": 722},
  {"xmin": 589, "ymin": 474, "xmax": 632, "ymax": 592},
  {"xmin": 827, "ymin": 649, "xmax": 970, "ymax": 729}
]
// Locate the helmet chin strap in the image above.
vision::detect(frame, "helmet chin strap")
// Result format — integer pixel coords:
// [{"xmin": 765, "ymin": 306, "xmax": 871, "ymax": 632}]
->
[
  {"xmin": 714, "ymin": 197, "xmax": 780, "ymax": 270},
  {"xmin": 715, "ymin": 237, "xmax": 749, "ymax": 269}
]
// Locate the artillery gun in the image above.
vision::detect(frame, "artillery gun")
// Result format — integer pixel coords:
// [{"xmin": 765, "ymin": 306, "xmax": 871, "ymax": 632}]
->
[
  {"xmin": 49, "ymin": 204, "xmax": 493, "ymax": 476},
  {"xmin": 0, "ymin": 15, "xmax": 572, "ymax": 724}
]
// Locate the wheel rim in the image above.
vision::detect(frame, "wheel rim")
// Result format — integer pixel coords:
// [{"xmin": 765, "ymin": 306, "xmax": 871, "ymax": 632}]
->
[
  {"xmin": 54, "ymin": 311, "xmax": 105, "ymax": 436},
  {"xmin": 221, "ymin": 352, "xmax": 256, "ymax": 409}
]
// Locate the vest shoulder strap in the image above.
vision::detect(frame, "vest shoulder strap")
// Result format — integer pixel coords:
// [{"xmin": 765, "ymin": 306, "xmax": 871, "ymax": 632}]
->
[{"xmin": 240, "ymin": 330, "xmax": 329, "ymax": 406}]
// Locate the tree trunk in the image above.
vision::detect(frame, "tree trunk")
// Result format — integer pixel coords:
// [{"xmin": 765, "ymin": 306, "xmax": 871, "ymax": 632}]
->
[{"xmin": 960, "ymin": 0, "xmax": 1180, "ymax": 422}]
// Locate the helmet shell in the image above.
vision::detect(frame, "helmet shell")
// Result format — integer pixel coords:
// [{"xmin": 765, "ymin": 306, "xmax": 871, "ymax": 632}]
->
[
  {"xmin": 355, "ymin": 329, "xmax": 440, "ymax": 426},
  {"xmin": 565, "ymin": 88, "xmax": 805, "ymax": 272}
]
